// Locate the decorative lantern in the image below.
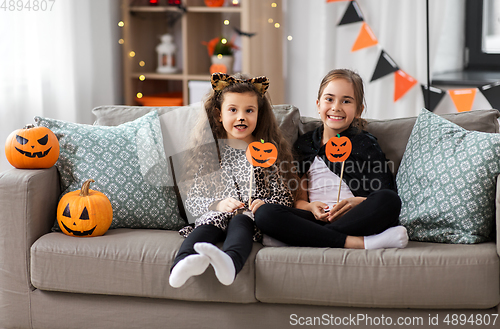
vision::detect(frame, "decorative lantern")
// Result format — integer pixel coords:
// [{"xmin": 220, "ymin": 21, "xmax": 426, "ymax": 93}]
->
[{"xmin": 156, "ymin": 34, "xmax": 177, "ymax": 74}]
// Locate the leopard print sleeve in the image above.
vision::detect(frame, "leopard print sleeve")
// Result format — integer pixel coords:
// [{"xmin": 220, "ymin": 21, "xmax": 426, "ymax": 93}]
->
[
  {"xmin": 254, "ymin": 166, "xmax": 293, "ymax": 207},
  {"xmin": 184, "ymin": 164, "xmax": 220, "ymax": 217}
]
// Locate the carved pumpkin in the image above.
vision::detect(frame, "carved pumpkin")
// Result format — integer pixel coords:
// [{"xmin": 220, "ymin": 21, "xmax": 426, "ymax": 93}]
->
[
  {"xmin": 325, "ymin": 135, "xmax": 352, "ymax": 163},
  {"xmin": 5, "ymin": 124, "xmax": 59, "ymax": 169},
  {"xmin": 57, "ymin": 179, "xmax": 113, "ymax": 237},
  {"xmin": 246, "ymin": 139, "xmax": 278, "ymax": 168}
]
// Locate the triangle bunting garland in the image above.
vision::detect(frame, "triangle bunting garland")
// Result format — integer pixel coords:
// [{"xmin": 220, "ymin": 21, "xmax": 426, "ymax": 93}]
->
[
  {"xmin": 449, "ymin": 88, "xmax": 477, "ymax": 112},
  {"xmin": 352, "ymin": 22, "xmax": 378, "ymax": 52},
  {"xmin": 338, "ymin": 1, "xmax": 364, "ymax": 25},
  {"xmin": 421, "ymin": 85, "xmax": 446, "ymax": 112},
  {"xmin": 479, "ymin": 82, "xmax": 500, "ymax": 110},
  {"xmin": 394, "ymin": 70, "xmax": 417, "ymax": 102},
  {"xmin": 371, "ymin": 51, "xmax": 398, "ymax": 82},
  {"xmin": 328, "ymin": 0, "xmax": 500, "ymax": 107}
]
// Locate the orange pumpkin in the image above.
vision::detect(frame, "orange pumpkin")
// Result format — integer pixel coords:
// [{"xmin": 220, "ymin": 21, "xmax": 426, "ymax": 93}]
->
[
  {"xmin": 210, "ymin": 63, "xmax": 227, "ymax": 74},
  {"xmin": 246, "ymin": 139, "xmax": 278, "ymax": 168},
  {"xmin": 5, "ymin": 124, "xmax": 59, "ymax": 169},
  {"xmin": 57, "ymin": 179, "xmax": 113, "ymax": 237},
  {"xmin": 325, "ymin": 135, "xmax": 352, "ymax": 162}
]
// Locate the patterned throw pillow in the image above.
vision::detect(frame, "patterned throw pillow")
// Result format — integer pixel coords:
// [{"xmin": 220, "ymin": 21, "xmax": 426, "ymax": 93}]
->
[
  {"xmin": 396, "ymin": 109, "xmax": 500, "ymax": 244},
  {"xmin": 35, "ymin": 111, "xmax": 186, "ymax": 231}
]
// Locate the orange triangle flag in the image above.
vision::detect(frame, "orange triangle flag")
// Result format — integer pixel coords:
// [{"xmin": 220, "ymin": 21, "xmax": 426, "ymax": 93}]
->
[
  {"xmin": 394, "ymin": 70, "xmax": 417, "ymax": 102},
  {"xmin": 449, "ymin": 88, "xmax": 477, "ymax": 112},
  {"xmin": 352, "ymin": 22, "xmax": 378, "ymax": 52}
]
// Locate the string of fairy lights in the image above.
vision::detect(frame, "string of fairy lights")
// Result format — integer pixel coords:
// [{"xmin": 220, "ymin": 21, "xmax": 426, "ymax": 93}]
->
[{"xmin": 117, "ymin": 1, "xmax": 288, "ymax": 101}]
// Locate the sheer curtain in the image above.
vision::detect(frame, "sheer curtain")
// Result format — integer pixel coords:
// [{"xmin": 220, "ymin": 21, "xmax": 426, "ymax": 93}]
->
[
  {"xmin": 284, "ymin": 0, "xmax": 464, "ymax": 119},
  {"xmin": 0, "ymin": 0, "xmax": 121, "ymax": 172}
]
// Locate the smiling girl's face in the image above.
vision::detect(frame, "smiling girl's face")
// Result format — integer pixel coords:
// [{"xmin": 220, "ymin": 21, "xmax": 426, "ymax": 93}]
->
[
  {"xmin": 219, "ymin": 91, "xmax": 259, "ymax": 145},
  {"xmin": 316, "ymin": 78, "xmax": 361, "ymax": 141}
]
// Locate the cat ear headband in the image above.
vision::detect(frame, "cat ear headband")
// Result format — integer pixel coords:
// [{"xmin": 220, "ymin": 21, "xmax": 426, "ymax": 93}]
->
[{"xmin": 211, "ymin": 72, "xmax": 269, "ymax": 97}]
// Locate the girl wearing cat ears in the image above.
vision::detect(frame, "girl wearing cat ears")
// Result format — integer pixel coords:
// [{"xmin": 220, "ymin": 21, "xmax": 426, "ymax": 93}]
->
[{"xmin": 169, "ymin": 73, "xmax": 297, "ymax": 288}]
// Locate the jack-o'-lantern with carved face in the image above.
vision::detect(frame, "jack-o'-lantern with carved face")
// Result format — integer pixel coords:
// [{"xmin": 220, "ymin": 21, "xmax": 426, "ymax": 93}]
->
[
  {"xmin": 5, "ymin": 124, "xmax": 59, "ymax": 169},
  {"xmin": 57, "ymin": 179, "xmax": 113, "ymax": 237},
  {"xmin": 325, "ymin": 135, "xmax": 352, "ymax": 163},
  {"xmin": 246, "ymin": 139, "xmax": 278, "ymax": 168}
]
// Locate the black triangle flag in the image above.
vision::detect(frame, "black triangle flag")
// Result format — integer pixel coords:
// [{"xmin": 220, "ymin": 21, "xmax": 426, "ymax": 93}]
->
[
  {"xmin": 479, "ymin": 81, "xmax": 500, "ymax": 111},
  {"xmin": 421, "ymin": 85, "xmax": 445, "ymax": 112},
  {"xmin": 370, "ymin": 50, "xmax": 399, "ymax": 82},
  {"xmin": 338, "ymin": 1, "xmax": 364, "ymax": 25}
]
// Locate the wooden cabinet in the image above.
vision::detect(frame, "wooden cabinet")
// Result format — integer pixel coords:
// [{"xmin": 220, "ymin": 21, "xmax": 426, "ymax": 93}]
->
[{"xmin": 121, "ymin": 0, "xmax": 284, "ymax": 106}]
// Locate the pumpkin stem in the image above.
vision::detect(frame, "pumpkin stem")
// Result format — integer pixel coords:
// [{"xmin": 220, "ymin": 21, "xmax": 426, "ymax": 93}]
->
[
  {"xmin": 260, "ymin": 139, "xmax": 264, "ymax": 143},
  {"xmin": 336, "ymin": 134, "xmax": 340, "ymax": 138},
  {"xmin": 80, "ymin": 179, "xmax": 95, "ymax": 197},
  {"xmin": 24, "ymin": 124, "xmax": 35, "ymax": 129}
]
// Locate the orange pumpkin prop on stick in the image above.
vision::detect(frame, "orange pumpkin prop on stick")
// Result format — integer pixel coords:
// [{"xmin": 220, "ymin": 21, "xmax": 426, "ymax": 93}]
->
[
  {"xmin": 5, "ymin": 124, "xmax": 59, "ymax": 169},
  {"xmin": 246, "ymin": 139, "xmax": 278, "ymax": 168},
  {"xmin": 325, "ymin": 135, "xmax": 352, "ymax": 163},
  {"xmin": 245, "ymin": 139, "xmax": 278, "ymax": 207},
  {"xmin": 57, "ymin": 179, "xmax": 113, "ymax": 237},
  {"xmin": 325, "ymin": 134, "xmax": 352, "ymax": 204}
]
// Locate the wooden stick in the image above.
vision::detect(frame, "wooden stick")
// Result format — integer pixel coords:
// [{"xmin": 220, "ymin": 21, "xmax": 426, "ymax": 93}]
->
[
  {"xmin": 248, "ymin": 166, "xmax": 254, "ymax": 208},
  {"xmin": 336, "ymin": 161, "xmax": 345, "ymax": 204}
]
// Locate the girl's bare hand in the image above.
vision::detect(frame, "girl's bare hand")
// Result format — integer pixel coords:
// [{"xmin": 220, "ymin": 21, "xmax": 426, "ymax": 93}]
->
[
  {"xmin": 309, "ymin": 201, "xmax": 330, "ymax": 222},
  {"xmin": 249, "ymin": 199, "xmax": 265, "ymax": 213},
  {"xmin": 217, "ymin": 197, "xmax": 244, "ymax": 213},
  {"xmin": 327, "ymin": 197, "xmax": 366, "ymax": 222}
]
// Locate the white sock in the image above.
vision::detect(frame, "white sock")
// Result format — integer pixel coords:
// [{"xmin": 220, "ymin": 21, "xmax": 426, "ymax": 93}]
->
[
  {"xmin": 169, "ymin": 254, "xmax": 210, "ymax": 288},
  {"xmin": 364, "ymin": 226, "xmax": 409, "ymax": 250},
  {"xmin": 194, "ymin": 242, "xmax": 236, "ymax": 286}
]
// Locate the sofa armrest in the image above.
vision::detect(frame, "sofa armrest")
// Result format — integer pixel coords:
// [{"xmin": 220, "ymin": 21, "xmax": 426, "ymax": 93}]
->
[{"xmin": 0, "ymin": 167, "xmax": 59, "ymax": 327}]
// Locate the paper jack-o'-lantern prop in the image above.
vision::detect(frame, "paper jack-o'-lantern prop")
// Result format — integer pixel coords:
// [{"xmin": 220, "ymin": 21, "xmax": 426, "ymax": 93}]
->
[
  {"xmin": 244, "ymin": 139, "xmax": 278, "ymax": 207},
  {"xmin": 325, "ymin": 135, "xmax": 352, "ymax": 163},
  {"xmin": 57, "ymin": 179, "xmax": 113, "ymax": 237},
  {"xmin": 245, "ymin": 139, "xmax": 278, "ymax": 168},
  {"xmin": 325, "ymin": 135, "xmax": 352, "ymax": 204},
  {"xmin": 5, "ymin": 124, "xmax": 59, "ymax": 169}
]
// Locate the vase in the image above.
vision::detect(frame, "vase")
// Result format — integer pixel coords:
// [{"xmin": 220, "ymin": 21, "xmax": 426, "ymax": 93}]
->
[
  {"xmin": 210, "ymin": 55, "xmax": 234, "ymax": 74},
  {"xmin": 204, "ymin": 0, "xmax": 225, "ymax": 7}
]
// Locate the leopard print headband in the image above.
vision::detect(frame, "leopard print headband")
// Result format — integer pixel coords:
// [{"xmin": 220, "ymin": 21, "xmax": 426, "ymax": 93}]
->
[{"xmin": 211, "ymin": 72, "xmax": 269, "ymax": 97}]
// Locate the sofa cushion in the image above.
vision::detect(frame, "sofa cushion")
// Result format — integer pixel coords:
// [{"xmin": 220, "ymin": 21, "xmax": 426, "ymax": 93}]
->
[
  {"xmin": 31, "ymin": 229, "xmax": 261, "ymax": 303},
  {"xmin": 255, "ymin": 241, "xmax": 499, "ymax": 309},
  {"xmin": 397, "ymin": 109, "xmax": 500, "ymax": 243},
  {"xmin": 35, "ymin": 112, "xmax": 185, "ymax": 231}
]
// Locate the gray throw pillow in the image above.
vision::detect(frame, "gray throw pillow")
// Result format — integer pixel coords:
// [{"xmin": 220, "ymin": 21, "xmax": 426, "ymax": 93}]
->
[{"xmin": 396, "ymin": 109, "xmax": 500, "ymax": 243}]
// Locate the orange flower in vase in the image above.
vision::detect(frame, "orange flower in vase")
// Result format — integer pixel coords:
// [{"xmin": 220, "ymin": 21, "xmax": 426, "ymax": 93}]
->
[{"xmin": 202, "ymin": 37, "xmax": 239, "ymax": 74}]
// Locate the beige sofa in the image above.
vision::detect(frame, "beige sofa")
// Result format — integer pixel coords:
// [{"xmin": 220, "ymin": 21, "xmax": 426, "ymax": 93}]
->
[{"xmin": 0, "ymin": 105, "xmax": 499, "ymax": 329}]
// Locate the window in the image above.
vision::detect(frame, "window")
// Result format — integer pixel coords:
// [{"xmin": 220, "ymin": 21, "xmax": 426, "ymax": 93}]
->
[{"xmin": 466, "ymin": 0, "xmax": 500, "ymax": 70}]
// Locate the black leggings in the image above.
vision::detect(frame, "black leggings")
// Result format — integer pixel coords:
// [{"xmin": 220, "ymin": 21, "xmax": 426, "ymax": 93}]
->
[
  {"xmin": 254, "ymin": 189, "xmax": 401, "ymax": 248},
  {"xmin": 171, "ymin": 214, "xmax": 254, "ymax": 275}
]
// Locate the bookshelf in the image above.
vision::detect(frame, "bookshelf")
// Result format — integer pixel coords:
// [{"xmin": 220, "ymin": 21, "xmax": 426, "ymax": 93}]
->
[{"xmin": 121, "ymin": 0, "xmax": 284, "ymax": 106}]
